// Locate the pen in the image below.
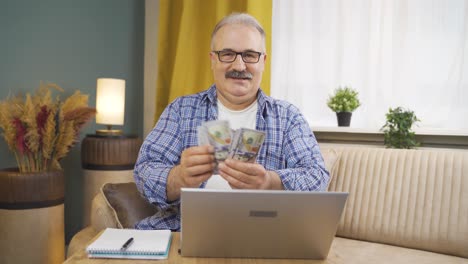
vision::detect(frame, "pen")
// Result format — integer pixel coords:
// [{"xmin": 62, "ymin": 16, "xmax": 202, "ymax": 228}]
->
[{"xmin": 120, "ymin": 237, "xmax": 134, "ymax": 251}]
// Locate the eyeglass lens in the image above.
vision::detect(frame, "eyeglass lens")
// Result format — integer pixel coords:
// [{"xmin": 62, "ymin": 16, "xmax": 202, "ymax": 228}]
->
[{"xmin": 217, "ymin": 51, "xmax": 261, "ymax": 63}]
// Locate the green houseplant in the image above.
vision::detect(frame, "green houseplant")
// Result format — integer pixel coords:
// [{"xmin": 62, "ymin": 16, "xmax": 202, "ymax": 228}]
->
[
  {"xmin": 327, "ymin": 86, "xmax": 361, "ymax": 126},
  {"xmin": 381, "ymin": 107, "xmax": 420, "ymax": 149}
]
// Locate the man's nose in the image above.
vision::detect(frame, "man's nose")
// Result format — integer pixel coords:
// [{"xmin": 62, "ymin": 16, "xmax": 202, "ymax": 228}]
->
[{"xmin": 231, "ymin": 54, "xmax": 247, "ymax": 71}]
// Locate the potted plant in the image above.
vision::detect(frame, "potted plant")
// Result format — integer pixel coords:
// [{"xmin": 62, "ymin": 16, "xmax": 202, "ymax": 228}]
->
[
  {"xmin": 0, "ymin": 82, "xmax": 95, "ymax": 264},
  {"xmin": 381, "ymin": 107, "xmax": 420, "ymax": 149},
  {"xmin": 327, "ymin": 86, "xmax": 361, "ymax": 126}
]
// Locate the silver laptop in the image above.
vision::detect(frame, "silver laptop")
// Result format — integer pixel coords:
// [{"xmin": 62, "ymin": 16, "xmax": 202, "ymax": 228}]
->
[{"xmin": 180, "ymin": 188, "xmax": 348, "ymax": 259}]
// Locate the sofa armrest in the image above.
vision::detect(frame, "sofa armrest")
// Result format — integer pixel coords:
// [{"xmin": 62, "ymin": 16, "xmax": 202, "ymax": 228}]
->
[
  {"xmin": 67, "ymin": 182, "xmax": 160, "ymax": 259},
  {"xmin": 66, "ymin": 191, "xmax": 122, "ymax": 259},
  {"xmin": 66, "ymin": 226, "xmax": 99, "ymax": 258}
]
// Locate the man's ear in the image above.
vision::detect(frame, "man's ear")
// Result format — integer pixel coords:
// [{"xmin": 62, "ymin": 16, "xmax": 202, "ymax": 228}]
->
[
  {"xmin": 209, "ymin": 52, "xmax": 216, "ymax": 70},
  {"xmin": 260, "ymin": 53, "xmax": 267, "ymax": 71}
]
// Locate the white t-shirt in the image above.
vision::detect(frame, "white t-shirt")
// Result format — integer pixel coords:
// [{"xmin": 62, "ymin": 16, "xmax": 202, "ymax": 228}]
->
[
  {"xmin": 217, "ymin": 99, "xmax": 257, "ymax": 130},
  {"xmin": 204, "ymin": 100, "xmax": 258, "ymax": 189}
]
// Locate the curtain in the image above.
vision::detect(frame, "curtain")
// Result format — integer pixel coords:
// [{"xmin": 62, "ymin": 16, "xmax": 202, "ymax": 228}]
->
[
  {"xmin": 155, "ymin": 0, "xmax": 272, "ymax": 122},
  {"xmin": 272, "ymin": 0, "xmax": 468, "ymax": 130}
]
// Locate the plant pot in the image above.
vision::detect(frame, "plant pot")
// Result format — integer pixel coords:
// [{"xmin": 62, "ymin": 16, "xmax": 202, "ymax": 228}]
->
[
  {"xmin": 0, "ymin": 168, "xmax": 65, "ymax": 264},
  {"xmin": 336, "ymin": 112, "xmax": 352, "ymax": 127}
]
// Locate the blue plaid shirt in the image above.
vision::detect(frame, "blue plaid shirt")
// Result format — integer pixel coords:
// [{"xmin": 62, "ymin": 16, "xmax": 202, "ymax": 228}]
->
[{"xmin": 133, "ymin": 85, "xmax": 329, "ymax": 230}]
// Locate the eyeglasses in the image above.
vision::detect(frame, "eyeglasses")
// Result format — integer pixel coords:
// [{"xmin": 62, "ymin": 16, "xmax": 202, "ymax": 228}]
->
[{"xmin": 212, "ymin": 50, "xmax": 264, "ymax": 63}]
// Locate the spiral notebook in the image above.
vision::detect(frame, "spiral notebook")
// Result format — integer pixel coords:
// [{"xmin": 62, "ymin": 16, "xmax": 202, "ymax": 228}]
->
[{"xmin": 86, "ymin": 228, "xmax": 172, "ymax": 259}]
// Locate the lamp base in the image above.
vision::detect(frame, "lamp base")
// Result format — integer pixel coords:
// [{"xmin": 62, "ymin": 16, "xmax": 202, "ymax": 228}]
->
[{"xmin": 96, "ymin": 129, "xmax": 123, "ymax": 136}]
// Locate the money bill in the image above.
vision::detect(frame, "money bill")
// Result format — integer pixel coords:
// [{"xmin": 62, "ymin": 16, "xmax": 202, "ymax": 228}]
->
[
  {"xmin": 198, "ymin": 120, "xmax": 265, "ymax": 167},
  {"xmin": 197, "ymin": 125, "xmax": 209, "ymax": 146},
  {"xmin": 198, "ymin": 120, "xmax": 232, "ymax": 162},
  {"xmin": 229, "ymin": 128, "xmax": 265, "ymax": 163}
]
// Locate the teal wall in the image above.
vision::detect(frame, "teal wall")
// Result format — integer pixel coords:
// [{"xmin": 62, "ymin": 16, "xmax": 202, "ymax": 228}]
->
[{"xmin": 0, "ymin": 0, "xmax": 144, "ymax": 243}]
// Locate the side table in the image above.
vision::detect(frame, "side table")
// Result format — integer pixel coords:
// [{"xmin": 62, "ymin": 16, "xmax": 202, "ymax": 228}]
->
[{"xmin": 81, "ymin": 134, "xmax": 142, "ymax": 226}]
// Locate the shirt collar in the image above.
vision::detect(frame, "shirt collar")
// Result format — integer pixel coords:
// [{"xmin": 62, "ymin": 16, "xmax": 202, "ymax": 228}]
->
[{"xmin": 205, "ymin": 84, "xmax": 217, "ymax": 105}]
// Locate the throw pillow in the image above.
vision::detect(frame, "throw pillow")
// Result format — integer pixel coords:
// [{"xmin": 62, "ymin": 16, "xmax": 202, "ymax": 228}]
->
[{"xmin": 101, "ymin": 182, "xmax": 159, "ymax": 228}]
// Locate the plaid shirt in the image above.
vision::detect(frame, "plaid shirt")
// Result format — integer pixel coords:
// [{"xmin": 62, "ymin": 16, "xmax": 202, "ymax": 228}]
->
[{"xmin": 133, "ymin": 85, "xmax": 329, "ymax": 230}]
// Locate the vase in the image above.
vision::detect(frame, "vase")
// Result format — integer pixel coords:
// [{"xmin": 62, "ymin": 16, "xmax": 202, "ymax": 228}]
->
[
  {"xmin": 336, "ymin": 112, "xmax": 352, "ymax": 127},
  {"xmin": 0, "ymin": 168, "xmax": 65, "ymax": 264}
]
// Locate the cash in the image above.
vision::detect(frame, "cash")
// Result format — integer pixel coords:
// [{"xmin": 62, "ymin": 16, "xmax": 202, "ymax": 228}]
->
[
  {"xmin": 197, "ymin": 120, "xmax": 265, "ymax": 164},
  {"xmin": 229, "ymin": 128, "xmax": 265, "ymax": 163},
  {"xmin": 198, "ymin": 120, "xmax": 232, "ymax": 162}
]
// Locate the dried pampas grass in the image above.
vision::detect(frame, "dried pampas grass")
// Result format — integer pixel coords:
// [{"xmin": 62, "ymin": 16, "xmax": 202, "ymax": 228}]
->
[{"xmin": 0, "ymin": 82, "xmax": 96, "ymax": 172}]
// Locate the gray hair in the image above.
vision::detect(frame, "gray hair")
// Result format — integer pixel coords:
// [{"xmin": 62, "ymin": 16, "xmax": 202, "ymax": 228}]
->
[{"xmin": 210, "ymin": 13, "xmax": 266, "ymax": 51}]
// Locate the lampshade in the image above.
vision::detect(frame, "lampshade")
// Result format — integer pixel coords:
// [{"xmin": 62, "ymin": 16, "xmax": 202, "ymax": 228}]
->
[{"xmin": 96, "ymin": 78, "xmax": 125, "ymax": 135}]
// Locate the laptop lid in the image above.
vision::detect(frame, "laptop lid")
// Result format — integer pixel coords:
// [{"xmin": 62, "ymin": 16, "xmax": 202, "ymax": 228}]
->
[{"xmin": 180, "ymin": 188, "xmax": 348, "ymax": 259}]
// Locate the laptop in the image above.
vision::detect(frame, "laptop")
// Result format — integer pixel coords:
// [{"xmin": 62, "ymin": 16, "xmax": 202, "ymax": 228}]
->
[{"xmin": 180, "ymin": 188, "xmax": 348, "ymax": 259}]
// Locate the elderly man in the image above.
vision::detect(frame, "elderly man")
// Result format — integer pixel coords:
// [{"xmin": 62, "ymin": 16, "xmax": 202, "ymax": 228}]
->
[{"xmin": 134, "ymin": 13, "xmax": 329, "ymax": 230}]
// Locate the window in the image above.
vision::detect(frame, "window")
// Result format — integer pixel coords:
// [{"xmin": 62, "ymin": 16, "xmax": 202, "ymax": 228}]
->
[{"xmin": 271, "ymin": 0, "xmax": 468, "ymax": 131}]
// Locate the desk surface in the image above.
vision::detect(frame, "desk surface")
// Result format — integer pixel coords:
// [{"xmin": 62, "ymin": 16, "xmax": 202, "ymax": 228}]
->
[
  {"xmin": 64, "ymin": 232, "xmax": 328, "ymax": 264},
  {"xmin": 64, "ymin": 232, "xmax": 466, "ymax": 264}
]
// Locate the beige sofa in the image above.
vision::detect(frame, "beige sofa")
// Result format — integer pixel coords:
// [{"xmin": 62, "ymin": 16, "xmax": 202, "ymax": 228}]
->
[{"xmin": 67, "ymin": 146, "xmax": 468, "ymax": 263}]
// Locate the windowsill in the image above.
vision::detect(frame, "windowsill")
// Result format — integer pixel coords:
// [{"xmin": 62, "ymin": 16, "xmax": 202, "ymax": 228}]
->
[{"xmin": 312, "ymin": 126, "xmax": 468, "ymax": 148}]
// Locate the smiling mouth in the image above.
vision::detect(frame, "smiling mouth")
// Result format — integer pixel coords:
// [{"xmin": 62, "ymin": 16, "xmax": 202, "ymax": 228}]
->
[{"xmin": 229, "ymin": 77, "xmax": 251, "ymax": 81}]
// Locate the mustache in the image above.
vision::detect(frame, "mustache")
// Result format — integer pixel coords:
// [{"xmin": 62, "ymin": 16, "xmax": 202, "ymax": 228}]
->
[{"xmin": 225, "ymin": 70, "xmax": 253, "ymax": 79}]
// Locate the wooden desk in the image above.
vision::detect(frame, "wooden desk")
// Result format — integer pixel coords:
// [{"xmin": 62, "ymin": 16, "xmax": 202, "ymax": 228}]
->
[
  {"xmin": 64, "ymin": 232, "xmax": 465, "ymax": 264},
  {"xmin": 64, "ymin": 232, "xmax": 327, "ymax": 264}
]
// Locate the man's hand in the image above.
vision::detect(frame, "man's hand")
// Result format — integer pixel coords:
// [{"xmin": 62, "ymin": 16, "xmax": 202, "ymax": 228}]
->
[
  {"xmin": 218, "ymin": 158, "xmax": 284, "ymax": 190},
  {"xmin": 167, "ymin": 145, "xmax": 215, "ymax": 201}
]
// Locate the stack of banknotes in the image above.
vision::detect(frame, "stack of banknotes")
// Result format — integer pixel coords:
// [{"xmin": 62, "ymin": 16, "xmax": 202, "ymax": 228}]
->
[{"xmin": 197, "ymin": 120, "xmax": 265, "ymax": 165}]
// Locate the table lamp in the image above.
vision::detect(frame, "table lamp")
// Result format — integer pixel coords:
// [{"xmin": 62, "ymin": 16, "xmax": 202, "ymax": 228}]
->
[
  {"xmin": 96, "ymin": 78, "xmax": 125, "ymax": 136},
  {"xmin": 80, "ymin": 77, "xmax": 142, "ymax": 226}
]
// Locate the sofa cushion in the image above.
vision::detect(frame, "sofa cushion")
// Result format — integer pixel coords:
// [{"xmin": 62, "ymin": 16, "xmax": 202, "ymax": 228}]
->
[
  {"xmin": 329, "ymin": 236, "xmax": 468, "ymax": 264},
  {"xmin": 321, "ymin": 148, "xmax": 340, "ymax": 190},
  {"xmin": 90, "ymin": 190, "xmax": 122, "ymax": 230},
  {"xmin": 101, "ymin": 182, "xmax": 159, "ymax": 228},
  {"xmin": 327, "ymin": 147, "xmax": 468, "ymax": 258}
]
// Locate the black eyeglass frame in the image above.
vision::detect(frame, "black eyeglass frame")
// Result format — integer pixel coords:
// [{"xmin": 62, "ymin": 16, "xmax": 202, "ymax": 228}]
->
[{"xmin": 212, "ymin": 50, "xmax": 265, "ymax": 63}]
